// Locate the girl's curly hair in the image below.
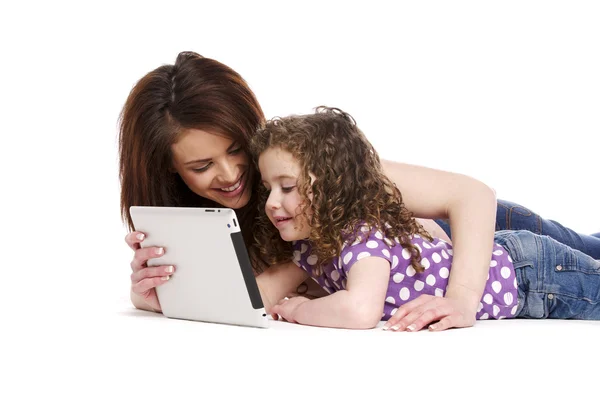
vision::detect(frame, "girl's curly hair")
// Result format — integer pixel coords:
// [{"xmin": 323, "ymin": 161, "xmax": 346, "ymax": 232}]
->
[{"xmin": 250, "ymin": 106, "xmax": 433, "ymax": 275}]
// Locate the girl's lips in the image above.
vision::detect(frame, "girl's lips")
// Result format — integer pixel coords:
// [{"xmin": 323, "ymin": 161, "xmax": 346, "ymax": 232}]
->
[
  {"xmin": 274, "ymin": 217, "xmax": 292, "ymax": 228},
  {"xmin": 214, "ymin": 175, "xmax": 245, "ymax": 198}
]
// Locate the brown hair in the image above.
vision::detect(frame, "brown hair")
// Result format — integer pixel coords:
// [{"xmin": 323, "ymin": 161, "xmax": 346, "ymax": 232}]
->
[
  {"xmin": 118, "ymin": 51, "xmax": 264, "ymax": 259},
  {"xmin": 250, "ymin": 106, "xmax": 433, "ymax": 275}
]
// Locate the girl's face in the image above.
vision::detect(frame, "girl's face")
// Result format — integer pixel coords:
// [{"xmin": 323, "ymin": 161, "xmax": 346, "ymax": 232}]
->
[
  {"xmin": 171, "ymin": 128, "xmax": 252, "ymax": 209},
  {"xmin": 258, "ymin": 147, "xmax": 312, "ymax": 241}
]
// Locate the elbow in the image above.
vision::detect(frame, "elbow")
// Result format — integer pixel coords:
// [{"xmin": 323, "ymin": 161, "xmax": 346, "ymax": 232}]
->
[{"xmin": 344, "ymin": 299, "xmax": 382, "ymax": 329}]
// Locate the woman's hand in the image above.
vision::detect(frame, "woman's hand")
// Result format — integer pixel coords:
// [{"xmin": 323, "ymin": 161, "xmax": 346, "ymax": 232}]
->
[
  {"xmin": 382, "ymin": 294, "xmax": 476, "ymax": 332},
  {"xmin": 269, "ymin": 296, "xmax": 310, "ymax": 323},
  {"xmin": 125, "ymin": 231, "xmax": 175, "ymax": 312}
]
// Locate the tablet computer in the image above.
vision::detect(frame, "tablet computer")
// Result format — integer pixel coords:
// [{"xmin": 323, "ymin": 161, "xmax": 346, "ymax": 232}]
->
[{"xmin": 129, "ymin": 206, "xmax": 268, "ymax": 328}]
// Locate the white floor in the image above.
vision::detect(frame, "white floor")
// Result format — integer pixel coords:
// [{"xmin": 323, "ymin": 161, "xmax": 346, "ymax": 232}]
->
[{"xmin": 7, "ymin": 294, "xmax": 598, "ymax": 399}]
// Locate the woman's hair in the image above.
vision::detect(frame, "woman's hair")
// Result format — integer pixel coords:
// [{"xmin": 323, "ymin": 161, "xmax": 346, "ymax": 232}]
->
[
  {"xmin": 250, "ymin": 106, "xmax": 433, "ymax": 275},
  {"xmin": 118, "ymin": 51, "xmax": 264, "ymax": 262}
]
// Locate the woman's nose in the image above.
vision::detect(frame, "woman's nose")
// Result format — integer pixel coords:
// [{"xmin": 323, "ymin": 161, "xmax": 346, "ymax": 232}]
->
[{"xmin": 218, "ymin": 160, "xmax": 238, "ymax": 183}]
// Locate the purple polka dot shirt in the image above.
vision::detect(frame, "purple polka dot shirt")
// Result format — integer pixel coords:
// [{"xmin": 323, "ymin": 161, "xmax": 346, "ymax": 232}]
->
[{"xmin": 292, "ymin": 227, "xmax": 519, "ymax": 321}]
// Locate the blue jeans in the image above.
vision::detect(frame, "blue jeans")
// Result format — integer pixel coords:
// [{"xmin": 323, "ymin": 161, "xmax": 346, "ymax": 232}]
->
[
  {"xmin": 494, "ymin": 230, "xmax": 600, "ymax": 319},
  {"xmin": 435, "ymin": 199, "xmax": 600, "ymax": 259}
]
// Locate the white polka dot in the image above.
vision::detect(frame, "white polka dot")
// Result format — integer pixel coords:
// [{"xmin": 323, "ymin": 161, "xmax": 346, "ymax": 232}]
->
[
  {"xmin": 343, "ymin": 251, "xmax": 353, "ymax": 265},
  {"xmin": 508, "ymin": 255, "xmax": 513, "ymax": 263},
  {"xmin": 501, "ymin": 266, "xmax": 512, "ymax": 279},
  {"xmin": 492, "ymin": 281, "xmax": 502, "ymax": 293},
  {"xmin": 439, "ymin": 267, "xmax": 449, "ymax": 279},
  {"xmin": 513, "ymin": 278, "xmax": 518, "ymax": 289},
  {"xmin": 386, "ymin": 296, "xmax": 396, "ymax": 305},
  {"xmin": 480, "ymin": 313, "xmax": 489, "ymax": 320},
  {"xmin": 392, "ymin": 272, "xmax": 404, "ymax": 283},
  {"xmin": 426, "ymin": 275, "xmax": 436, "ymax": 286},
  {"xmin": 493, "ymin": 249, "xmax": 504, "ymax": 256},
  {"xmin": 324, "ymin": 279, "xmax": 331, "ymax": 287},
  {"xmin": 477, "ymin": 302, "xmax": 483, "ymax": 312},
  {"xmin": 498, "ymin": 316, "xmax": 505, "ymax": 320},
  {"xmin": 341, "ymin": 280, "xmax": 347, "ymax": 289},
  {"xmin": 381, "ymin": 249, "xmax": 390, "ymax": 258},
  {"xmin": 293, "ymin": 250, "xmax": 301, "ymax": 262},
  {"xmin": 391, "ymin": 255, "xmax": 399, "ymax": 269},
  {"xmin": 414, "ymin": 234, "xmax": 421, "ymax": 239},
  {"xmin": 493, "ymin": 305, "xmax": 500, "ymax": 317},
  {"xmin": 307, "ymin": 254, "xmax": 318, "ymax": 265},
  {"xmin": 330, "ymin": 270, "xmax": 340, "ymax": 281},
  {"xmin": 434, "ymin": 288, "xmax": 444, "ymax": 297},
  {"xmin": 447, "ymin": 249, "xmax": 453, "ymax": 255},
  {"xmin": 323, "ymin": 287, "xmax": 332, "ymax": 294},
  {"xmin": 399, "ymin": 287, "xmax": 410, "ymax": 301},
  {"xmin": 414, "ymin": 280, "xmax": 425, "ymax": 291},
  {"xmin": 366, "ymin": 240, "xmax": 378, "ymax": 249},
  {"xmin": 441, "ymin": 250, "xmax": 449, "ymax": 259},
  {"xmin": 300, "ymin": 243, "xmax": 308, "ymax": 254},
  {"xmin": 431, "ymin": 253, "xmax": 442, "ymax": 263},
  {"xmin": 406, "ymin": 265, "xmax": 416, "ymax": 277},
  {"xmin": 357, "ymin": 252, "xmax": 371, "ymax": 261},
  {"xmin": 511, "ymin": 305, "xmax": 518, "ymax": 315},
  {"xmin": 483, "ymin": 293, "xmax": 493, "ymax": 304},
  {"xmin": 422, "ymin": 241, "xmax": 431, "ymax": 249},
  {"xmin": 375, "ymin": 231, "xmax": 383, "ymax": 239},
  {"xmin": 401, "ymin": 248, "xmax": 411, "ymax": 260},
  {"xmin": 390, "ymin": 308, "xmax": 398, "ymax": 316},
  {"xmin": 414, "ymin": 243, "xmax": 422, "ymax": 253},
  {"xmin": 490, "ymin": 260, "xmax": 498, "ymax": 267},
  {"xmin": 504, "ymin": 292, "xmax": 514, "ymax": 305},
  {"xmin": 421, "ymin": 257, "xmax": 430, "ymax": 269},
  {"xmin": 361, "ymin": 225, "xmax": 370, "ymax": 233},
  {"xmin": 486, "ymin": 273, "xmax": 489, "ymax": 281}
]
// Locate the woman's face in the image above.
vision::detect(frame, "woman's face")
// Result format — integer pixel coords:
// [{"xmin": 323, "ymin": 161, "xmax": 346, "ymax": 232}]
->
[{"xmin": 171, "ymin": 128, "xmax": 252, "ymax": 209}]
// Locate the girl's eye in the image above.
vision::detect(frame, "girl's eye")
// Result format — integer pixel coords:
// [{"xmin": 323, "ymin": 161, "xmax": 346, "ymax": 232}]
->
[
  {"xmin": 282, "ymin": 186, "xmax": 296, "ymax": 193},
  {"xmin": 229, "ymin": 147, "xmax": 242, "ymax": 155}
]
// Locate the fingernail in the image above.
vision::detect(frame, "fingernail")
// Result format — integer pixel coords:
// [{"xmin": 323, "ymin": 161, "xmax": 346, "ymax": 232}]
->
[
  {"xmin": 429, "ymin": 325, "xmax": 436, "ymax": 331},
  {"xmin": 382, "ymin": 324, "xmax": 389, "ymax": 330},
  {"xmin": 161, "ymin": 276, "xmax": 170, "ymax": 281},
  {"xmin": 406, "ymin": 324, "xmax": 415, "ymax": 332},
  {"xmin": 165, "ymin": 266, "xmax": 174, "ymax": 273},
  {"xmin": 155, "ymin": 247, "xmax": 164, "ymax": 255},
  {"xmin": 391, "ymin": 325, "xmax": 399, "ymax": 331},
  {"xmin": 137, "ymin": 233, "xmax": 145, "ymax": 240}
]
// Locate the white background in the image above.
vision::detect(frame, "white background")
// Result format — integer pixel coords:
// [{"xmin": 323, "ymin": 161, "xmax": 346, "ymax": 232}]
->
[{"xmin": 1, "ymin": 1, "xmax": 599, "ymax": 398}]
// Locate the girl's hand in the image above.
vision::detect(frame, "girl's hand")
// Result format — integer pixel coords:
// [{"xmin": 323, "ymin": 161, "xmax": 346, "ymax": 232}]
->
[
  {"xmin": 382, "ymin": 294, "xmax": 476, "ymax": 332},
  {"xmin": 125, "ymin": 231, "xmax": 175, "ymax": 312},
  {"xmin": 270, "ymin": 296, "xmax": 310, "ymax": 323}
]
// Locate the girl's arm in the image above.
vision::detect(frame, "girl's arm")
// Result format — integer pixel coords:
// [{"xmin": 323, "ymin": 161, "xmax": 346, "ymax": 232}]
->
[
  {"xmin": 256, "ymin": 261, "xmax": 309, "ymax": 313},
  {"xmin": 381, "ymin": 160, "xmax": 497, "ymax": 331},
  {"xmin": 272, "ymin": 257, "xmax": 390, "ymax": 329}
]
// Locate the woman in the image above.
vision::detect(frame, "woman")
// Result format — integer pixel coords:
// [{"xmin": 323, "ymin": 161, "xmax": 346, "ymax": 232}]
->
[{"xmin": 119, "ymin": 51, "xmax": 600, "ymax": 332}]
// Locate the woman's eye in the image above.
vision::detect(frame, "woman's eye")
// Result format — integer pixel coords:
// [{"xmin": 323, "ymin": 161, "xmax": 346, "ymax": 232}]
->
[
  {"xmin": 282, "ymin": 186, "xmax": 296, "ymax": 193},
  {"xmin": 193, "ymin": 164, "xmax": 211, "ymax": 173},
  {"xmin": 229, "ymin": 147, "xmax": 242, "ymax": 155}
]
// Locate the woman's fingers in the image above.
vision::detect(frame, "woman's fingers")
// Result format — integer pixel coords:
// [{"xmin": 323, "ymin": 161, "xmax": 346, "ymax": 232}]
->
[
  {"xmin": 131, "ymin": 265, "xmax": 175, "ymax": 284},
  {"xmin": 125, "ymin": 231, "xmax": 146, "ymax": 250},
  {"xmin": 130, "ymin": 246, "xmax": 165, "ymax": 272}
]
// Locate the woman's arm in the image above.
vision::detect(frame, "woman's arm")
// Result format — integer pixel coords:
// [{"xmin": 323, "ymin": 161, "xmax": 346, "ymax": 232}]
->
[
  {"xmin": 271, "ymin": 257, "xmax": 390, "ymax": 329},
  {"xmin": 381, "ymin": 160, "xmax": 497, "ymax": 331}
]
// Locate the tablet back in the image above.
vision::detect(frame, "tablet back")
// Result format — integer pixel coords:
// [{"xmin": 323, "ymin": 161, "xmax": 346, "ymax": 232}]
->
[{"xmin": 129, "ymin": 206, "xmax": 268, "ymax": 328}]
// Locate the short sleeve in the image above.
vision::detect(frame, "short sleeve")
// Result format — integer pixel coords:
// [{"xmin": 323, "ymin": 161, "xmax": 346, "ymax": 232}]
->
[{"xmin": 339, "ymin": 230, "xmax": 394, "ymax": 275}]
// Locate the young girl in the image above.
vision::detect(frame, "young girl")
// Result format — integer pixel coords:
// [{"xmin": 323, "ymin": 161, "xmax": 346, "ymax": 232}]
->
[{"xmin": 251, "ymin": 106, "xmax": 600, "ymax": 330}]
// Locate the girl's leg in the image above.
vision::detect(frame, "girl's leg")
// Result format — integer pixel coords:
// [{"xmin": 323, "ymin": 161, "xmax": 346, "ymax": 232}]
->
[
  {"xmin": 494, "ymin": 230, "xmax": 600, "ymax": 320},
  {"xmin": 436, "ymin": 199, "xmax": 600, "ymax": 259}
]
